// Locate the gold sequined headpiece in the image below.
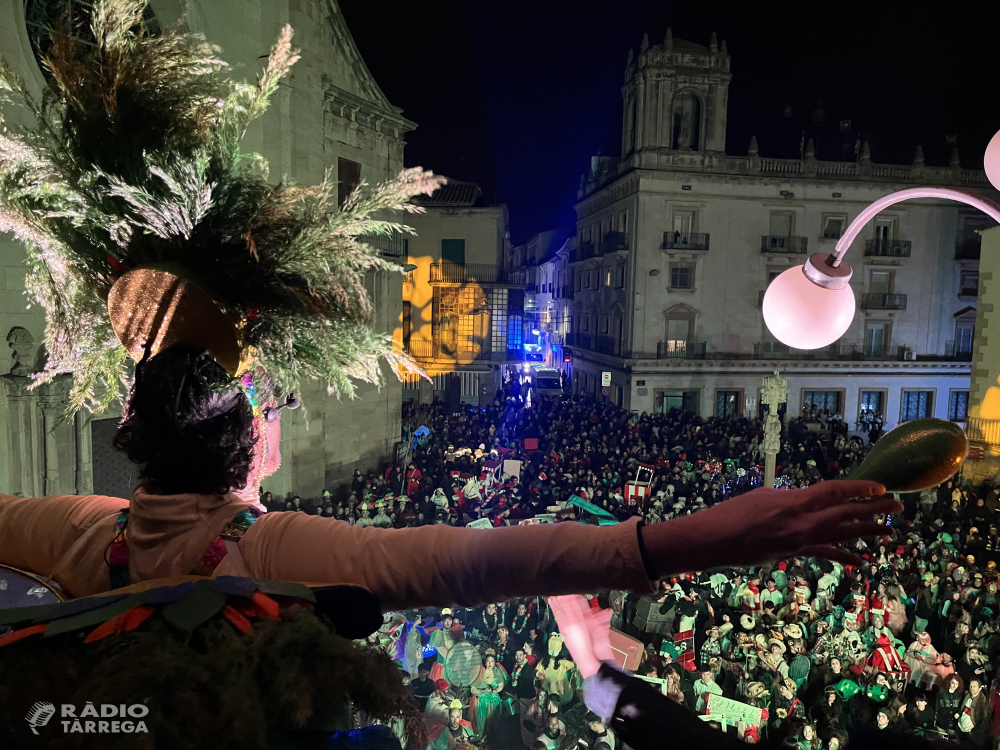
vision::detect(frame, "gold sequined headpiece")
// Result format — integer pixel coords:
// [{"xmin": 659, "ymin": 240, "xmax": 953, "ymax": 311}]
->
[{"xmin": 108, "ymin": 268, "xmax": 251, "ymax": 377}]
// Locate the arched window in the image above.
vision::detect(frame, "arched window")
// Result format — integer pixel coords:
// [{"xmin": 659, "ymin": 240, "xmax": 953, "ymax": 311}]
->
[
  {"xmin": 24, "ymin": 0, "xmax": 160, "ymax": 78},
  {"xmin": 672, "ymin": 92, "xmax": 701, "ymax": 152}
]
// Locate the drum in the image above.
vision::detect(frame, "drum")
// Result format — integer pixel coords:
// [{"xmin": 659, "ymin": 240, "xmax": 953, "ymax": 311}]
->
[{"xmin": 0, "ymin": 565, "xmax": 65, "ymax": 611}]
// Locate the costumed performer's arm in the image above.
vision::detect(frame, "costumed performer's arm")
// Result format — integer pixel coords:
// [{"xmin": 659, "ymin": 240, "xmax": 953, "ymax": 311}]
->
[
  {"xmin": 0, "ymin": 493, "xmax": 126, "ymax": 595},
  {"xmin": 237, "ymin": 480, "xmax": 897, "ymax": 611}
]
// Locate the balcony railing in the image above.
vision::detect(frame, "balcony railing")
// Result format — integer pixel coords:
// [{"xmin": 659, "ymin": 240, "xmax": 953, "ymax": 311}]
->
[
  {"xmin": 751, "ymin": 342, "xmax": 907, "ymax": 361},
  {"xmin": 945, "ymin": 339, "xmax": 974, "ymax": 361},
  {"xmin": 662, "ymin": 232, "xmax": 710, "ymax": 251},
  {"xmin": 956, "ymin": 238, "xmax": 982, "ymax": 260},
  {"xmin": 576, "ymin": 241, "xmax": 596, "ymax": 261},
  {"xmin": 429, "ymin": 262, "xmax": 527, "ymax": 285},
  {"xmin": 864, "ymin": 239, "xmax": 911, "ymax": 257},
  {"xmin": 861, "ymin": 293, "xmax": 907, "ymax": 310},
  {"xmin": 600, "ymin": 231, "xmax": 628, "ymax": 254},
  {"xmin": 594, "ymin": 335, "xmax": 618, "ymax": 355},
  {"xmin": 360, "ymin": 231, "xmax": 407, "ymax": 257},
  {"xmin": 565, "ymin": 332, "xmax": 592, "ymax": 349},
  {"xmin": 403, "ymin": 339, "xmax": 435, "ymax": 360},
  {"xmin": 404, "ymin": 338, "xmax": 521, "ymax": 363},
  {"xmin": 656, "ymin": 341, "xmax": 707, "ymax": 359},
  {"xmin": 559, "ymin": 285, "xmax": 574, "ymax": 299},
  {"xmin": 967, "ymin": 417, "xmax": 1000, "ymax": 448},
  {"xmin": 761, "ymin": 235, "xmax": 808, "ymax": 254}
]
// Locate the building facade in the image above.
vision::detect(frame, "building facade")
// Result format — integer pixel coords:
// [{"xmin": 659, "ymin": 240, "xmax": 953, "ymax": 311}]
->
[
  {"xmin": 568, "ymin": 29, "xmax": 996, "ymax": 428},
  {"xmin": 0, "ymin": 0, "xmax": 414, "ymax": 497},
  {"xmin": 401, "ymin": 181, "xmax": 526, "ymax": 406}
]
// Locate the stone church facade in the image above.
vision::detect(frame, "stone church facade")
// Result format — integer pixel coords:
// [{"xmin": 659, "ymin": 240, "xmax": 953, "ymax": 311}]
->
[{"xmin": 0, "ymin": 0, "xmax": 414, "ymax": 497}]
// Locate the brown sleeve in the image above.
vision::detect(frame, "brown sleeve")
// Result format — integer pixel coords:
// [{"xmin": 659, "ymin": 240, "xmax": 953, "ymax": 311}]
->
[
  {"xmin": 238, "ymin": 514, "xmax": 655, "ymax": 611},
  {"xmin": 0, "ymin": 493, "xmax": 126, "ymax": 586}
]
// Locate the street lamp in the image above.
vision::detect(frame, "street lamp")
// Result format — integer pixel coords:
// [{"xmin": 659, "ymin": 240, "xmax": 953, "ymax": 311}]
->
[{"xmin": 763, "ymin": 186, "xmax": 1000, "ymax": 350}]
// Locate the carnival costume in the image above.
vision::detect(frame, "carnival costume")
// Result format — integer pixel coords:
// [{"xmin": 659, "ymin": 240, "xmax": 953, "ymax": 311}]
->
[
  {"xmin": 0, "ymin": 2, "xmax": 658, "ymax": 744},
  {"xmin": 0, "ymin": 2, "xmax": 659, "ymax": 609}
]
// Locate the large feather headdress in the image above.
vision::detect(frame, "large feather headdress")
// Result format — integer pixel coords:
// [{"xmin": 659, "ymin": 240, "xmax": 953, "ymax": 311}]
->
[{"xmin": 0, "ymin": 0, "xmax": 439, "ymax": 414}]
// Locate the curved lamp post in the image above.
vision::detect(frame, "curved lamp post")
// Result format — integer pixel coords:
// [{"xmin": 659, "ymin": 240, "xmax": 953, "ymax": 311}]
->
[{"xmin": 763, "ymin": 187, "xmax": 1000, "ymax": 350}]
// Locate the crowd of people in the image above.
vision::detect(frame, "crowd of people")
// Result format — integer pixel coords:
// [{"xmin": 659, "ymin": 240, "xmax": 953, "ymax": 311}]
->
[{"xmin": 262, "ymin": 373, "xmax": 1000, "ymax": 749}]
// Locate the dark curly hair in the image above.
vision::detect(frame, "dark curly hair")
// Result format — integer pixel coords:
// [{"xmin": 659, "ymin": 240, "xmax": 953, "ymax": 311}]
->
[{"xmin": 114, "ymin": 345, "xmax": 257, "ymax": 495}]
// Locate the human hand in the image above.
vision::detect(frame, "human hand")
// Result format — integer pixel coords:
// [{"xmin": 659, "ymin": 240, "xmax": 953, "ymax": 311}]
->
[
  {"xmin": 547, "ymin": 595, "xmax": 613, "ymax": 680},
  {"xmin": 641, "ymin": 480, "xmax": 898, "ymax": 574}
]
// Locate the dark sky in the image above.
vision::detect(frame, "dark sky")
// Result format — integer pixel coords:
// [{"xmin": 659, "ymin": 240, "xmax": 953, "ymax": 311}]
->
[{"xmin": 340, "ymin": 0, "xmax": 999, "ymax": 244}]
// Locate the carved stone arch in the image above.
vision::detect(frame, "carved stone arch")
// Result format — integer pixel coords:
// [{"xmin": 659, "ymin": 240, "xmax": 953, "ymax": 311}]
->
[{"xmin": 670, "ymin": 89, "xmax": 704, "ymax": 152}]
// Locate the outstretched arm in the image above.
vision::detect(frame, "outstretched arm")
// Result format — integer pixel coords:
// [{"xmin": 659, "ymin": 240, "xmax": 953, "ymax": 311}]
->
[
  {"xmin": 0, "ymin": 493, "xmax": 128, "ymax": 598},
  {"xmin": 238, "ymin": 512, "xmax": 654, "ymax": 611},
  {"xmin": 237, "ymin": 480, "xmax": 896, "ymax": 611}
]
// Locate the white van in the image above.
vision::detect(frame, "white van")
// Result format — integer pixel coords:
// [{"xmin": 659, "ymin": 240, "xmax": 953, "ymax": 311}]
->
[{"xmin": 530, "ymin": 367, "xmax": 563, "ymax": 399}]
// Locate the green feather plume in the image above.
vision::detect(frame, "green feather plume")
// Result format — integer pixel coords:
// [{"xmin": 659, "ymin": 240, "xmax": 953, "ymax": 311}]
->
[{"xmin": 0, "ymin": 0, "xmax": 440, "ymax": 414}]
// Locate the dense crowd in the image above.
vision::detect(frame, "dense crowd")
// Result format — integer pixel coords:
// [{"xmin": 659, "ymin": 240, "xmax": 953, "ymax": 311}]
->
[{"xmin": 262, "ymin": 374, "xmax": 1000, "ymax": 749}]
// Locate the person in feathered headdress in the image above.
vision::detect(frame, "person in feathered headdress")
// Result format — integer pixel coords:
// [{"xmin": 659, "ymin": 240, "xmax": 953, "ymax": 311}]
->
[{"xmin": 0, "ymin": 6, "xmax": 907, "ymax": 715}]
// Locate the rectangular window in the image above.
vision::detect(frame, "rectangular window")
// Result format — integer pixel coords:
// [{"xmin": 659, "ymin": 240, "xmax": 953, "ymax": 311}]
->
[
  {"xmin": 337, "ymin": 158, "xmax": 361, "ymax": 207},
  {"xmin": 658, "ymin": 390, "xmax": 700, "ymax": 414},
  {"xmin": 673, "ymin": 209, "xmax": 696, "ymax": 238},
  {"xmin": 715, "ymin": 390, "xmax": 741, "ymax": 418},
  {"xmin": 865, "ymin": 322, "xmax": 890, "ymax": 358},
  {"xmin": 665, "ymin": 319, "xmax": 689, "ymax": 351},
  {"xmin": 768, "ymin": 211, "xmax": 794, "ymax": 237},
  {"xmin": 441, "ymin": 239, "xmax": 466, "ymax": 267},
  {"xmin": 859, "ymin": 390, "xmax": 884, "ymax": 417},
  {"xmin": 874, "ymin": 217, "xmax": 896, "ymax": 243},
  {"xmin": 490, "ymin": 289, "xmax": 508, "ymax": 354},
  {"xmin": 402, "ymin": 300, "xmax": 412, "ymax": 348},
  {"xmin": 615, "ymin": 265, "xmax": 626, "ymax": 288},
  {"xmin": 618, "ymin": 209, "xmax": 628, "ymax": 235},
  {"xmin": 869, "ymin": 269, "xmax": 893, "ymax": 294},
  {"xmin": 582, "ymin": 316, "xmax": 590, "ymax": 332},
  {"xmin": 901, "ymin": 390, "xmax": 933, "ymax": 422},
  {"xmin": 960, "ymin": 271, "xmax": 979, "ymax": 296},
  {"xmin": 604, "ymin": 269, "xmax": 612, "ymax": 287},
  {"xmin": 670, "ymin": 265, "xmax": 691, "ymax": 289},
  {"xmin": 949, "ymin": 390, "xmax": 969, "ymax": 421},
  {"xmin": 802, "ymin": 390, "xmax": 841, "ymax": 414},
  {"xmin": 575, "ymin": 274, "xmax": 582, "ymax": 292},
  {"xmin": 599, "ymin": 316, "xmax": 609, "ymax": 334},
  {"xmin": 822, "ymin": 214, "xmax": 846, "ymax": 239},
  {"xmin": 956, "ymin": 322, "xmax": 975, "ymax": 355}
]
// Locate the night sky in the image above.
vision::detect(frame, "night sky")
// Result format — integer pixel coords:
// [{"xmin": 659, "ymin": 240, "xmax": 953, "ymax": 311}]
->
[{"xmin": 340, "ymin": 0, "xmax": 999, "ymax": 244}]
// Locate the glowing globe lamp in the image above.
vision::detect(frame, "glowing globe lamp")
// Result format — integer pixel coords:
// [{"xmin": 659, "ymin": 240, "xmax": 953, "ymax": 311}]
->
[
  {"xmin": 986, "ymin": 128, "xmax": 1000, "ymax": 192},
  {"xmin": 762, "ymin": 261, "xmax": 855, "ymax": 350}
]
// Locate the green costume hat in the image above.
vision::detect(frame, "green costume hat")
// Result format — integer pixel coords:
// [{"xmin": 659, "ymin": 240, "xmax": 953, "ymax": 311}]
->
[
  {"xmin": 660, "ymin": 641, "xmax": 679, "ymax": 659},
  {"xmin": 833, "ymin": 678, "xmax": 861, "ymax": 701}
]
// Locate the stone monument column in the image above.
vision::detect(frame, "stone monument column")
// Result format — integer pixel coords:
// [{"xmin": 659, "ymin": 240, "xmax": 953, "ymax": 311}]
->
[
  {"xmin": 761, "ymin": 369, "xmax": 788, "ymax": 489},
  {"xmin": 76, "ymin": 410, "xmax": 94, "ymax": 495}
]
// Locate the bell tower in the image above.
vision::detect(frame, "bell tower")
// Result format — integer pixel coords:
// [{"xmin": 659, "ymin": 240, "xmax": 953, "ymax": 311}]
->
[{"xmin": 621, "ymin": 28, "xmax": 732, "ymax": 161}]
